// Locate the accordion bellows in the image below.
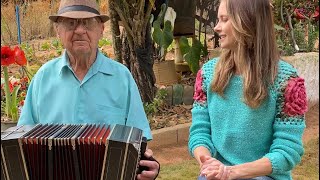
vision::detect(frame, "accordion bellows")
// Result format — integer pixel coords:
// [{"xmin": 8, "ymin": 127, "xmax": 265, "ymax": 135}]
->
[{"xmin": 1, "ymin": 123, "xmax": 147, "ymax": 180}]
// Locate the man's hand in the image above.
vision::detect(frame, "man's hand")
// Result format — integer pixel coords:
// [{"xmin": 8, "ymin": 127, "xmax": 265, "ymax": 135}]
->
[{"xmin": 137, "ymin": 149, "xmax": 160, "ymax": 180}]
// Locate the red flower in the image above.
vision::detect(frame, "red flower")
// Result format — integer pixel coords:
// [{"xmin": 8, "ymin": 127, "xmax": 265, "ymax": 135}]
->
[
  {"xmin": 283, "ymin": 77, "xmax": 308, "ymax": 116},
  {"xmin": 193, "ymin": 69, "xmax": 207, "ymax": 103},
  {"xmin": 294, "ymin": 8, "xmax": 306, "ymax": 20},
  {"xmin": 284, "ymin": 24, "xmax": 289, "ymax": 30},
  {"xmin": 13, "ymin": 46, "xmax": 27, "ymax": 66},
  {"xmin": 21, "ymin": 76, "xmax": 29, "ymax": 83},
  {"xmin": 9, "ymin": 82, "xmax": 13, "ymax": 93},
  {"xmin": 19, "ymin": 100, "xmax": 24, "ymax": 106},
  {"xmin": 1, "ymin": 46, "xmax": 15, "ymax": 66},
  {"xmin": 313, "ymin": 6, "xmax": 319, "ymax": 20}
]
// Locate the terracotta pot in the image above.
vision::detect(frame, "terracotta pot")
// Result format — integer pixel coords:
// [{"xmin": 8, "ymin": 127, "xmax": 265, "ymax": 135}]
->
[{"xmin": 153, "ymin": 60, "xmax": 178, "ymax": 85}]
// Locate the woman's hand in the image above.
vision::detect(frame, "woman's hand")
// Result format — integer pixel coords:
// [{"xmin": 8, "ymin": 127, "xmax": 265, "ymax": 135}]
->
[
  {"xmin": 200, "ymin": 155, "xmax": 231, "ymax": 180},
  {"xmin": 136, "ymin": 149, "xmax": 160, "ymax": 180}
]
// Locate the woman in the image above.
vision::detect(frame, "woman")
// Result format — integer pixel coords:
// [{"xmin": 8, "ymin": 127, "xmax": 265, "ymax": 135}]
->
[{"xmin": 188, "ymin": 0, "xmax": 307, "ymax": 179}]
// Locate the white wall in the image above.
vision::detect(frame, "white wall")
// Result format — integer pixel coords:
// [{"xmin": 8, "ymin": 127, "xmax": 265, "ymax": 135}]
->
[{"xmin": 283, "ymin": 52, "xmax": 319, "ymax": 109}]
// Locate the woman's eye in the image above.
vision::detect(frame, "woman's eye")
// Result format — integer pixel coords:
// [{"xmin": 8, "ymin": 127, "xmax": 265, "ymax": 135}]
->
[{"xmin": 221, "ymin": 18, "xmax": 228, "ymax": 22}]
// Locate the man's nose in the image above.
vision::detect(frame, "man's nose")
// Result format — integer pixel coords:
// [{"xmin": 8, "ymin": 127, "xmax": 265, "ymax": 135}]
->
[{"xmin": 74, "ymin": 21, "xmax": 87, "ymax": 32}]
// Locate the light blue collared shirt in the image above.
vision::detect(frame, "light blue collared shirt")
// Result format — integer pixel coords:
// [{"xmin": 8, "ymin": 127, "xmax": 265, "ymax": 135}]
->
[{"xmin": 18, "ymin": 50, "xmax": 152, "ymax": 140}]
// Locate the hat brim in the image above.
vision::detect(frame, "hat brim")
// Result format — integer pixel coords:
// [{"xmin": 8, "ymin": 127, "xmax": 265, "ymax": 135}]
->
[{"xmin": 49, "ymin": 11, "xmax": 109, "ymax": 23}]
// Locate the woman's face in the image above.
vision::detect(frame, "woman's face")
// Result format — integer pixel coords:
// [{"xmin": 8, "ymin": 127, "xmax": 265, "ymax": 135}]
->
[{"xmin": 213, "ymin": 1, "xmax": 237, "ymax": 50}]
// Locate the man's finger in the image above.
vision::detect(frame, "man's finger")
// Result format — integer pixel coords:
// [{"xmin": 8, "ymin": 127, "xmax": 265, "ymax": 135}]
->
[{"xmin": 144, "ymin": 148, "xmax": 154, "ymax": 158}]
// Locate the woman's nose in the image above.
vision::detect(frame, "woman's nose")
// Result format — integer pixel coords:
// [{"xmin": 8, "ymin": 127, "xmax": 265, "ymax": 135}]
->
[{"xmin": 213, "ymin": 23, "xmax": 220, "ymax": 33}]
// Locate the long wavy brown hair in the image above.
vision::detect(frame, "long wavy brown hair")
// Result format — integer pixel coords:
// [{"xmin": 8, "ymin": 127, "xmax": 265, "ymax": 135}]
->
[{"xmin": 211, "ymin": 0, "xmax": 279, "ymax": 108}]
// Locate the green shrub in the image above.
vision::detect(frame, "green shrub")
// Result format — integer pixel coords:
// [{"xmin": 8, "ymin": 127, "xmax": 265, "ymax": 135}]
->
[{"xmin": 144, "ymin": 87, "xmax": 168, "ymax": 118}]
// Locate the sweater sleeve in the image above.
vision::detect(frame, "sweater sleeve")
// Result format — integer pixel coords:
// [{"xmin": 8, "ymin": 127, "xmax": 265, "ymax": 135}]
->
[
  {"xmin": 188, "ymin": 66, "xmax": 216, "ymax": 157},
  {"xmin": 264, "ymin": 68, "xmax": 307, "ymax": 174}
]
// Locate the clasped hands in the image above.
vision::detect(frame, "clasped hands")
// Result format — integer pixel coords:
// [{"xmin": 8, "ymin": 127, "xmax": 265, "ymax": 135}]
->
[{"xmin": 199, "ymin": 155, "xmax": 231, "ymax": 180}]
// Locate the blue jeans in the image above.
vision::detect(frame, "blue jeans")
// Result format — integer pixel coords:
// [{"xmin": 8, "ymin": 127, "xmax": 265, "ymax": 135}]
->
[
  {"xmin": 197, "ymin": 176, "xmax": 273, "ymax": 180},
  {"xmin": 240, "ymin": 177, "xmax": 273, "ymax": 180}
]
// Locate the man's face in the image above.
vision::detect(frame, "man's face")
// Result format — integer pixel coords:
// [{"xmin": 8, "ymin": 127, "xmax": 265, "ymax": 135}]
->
[{"xmin": 56, "ymin": 17, "xmax": 104, "ymax": 56}]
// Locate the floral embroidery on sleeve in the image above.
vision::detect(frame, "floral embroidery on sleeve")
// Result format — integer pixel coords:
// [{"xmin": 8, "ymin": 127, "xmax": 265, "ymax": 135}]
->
[
  {"xmin": 193, "ymin": 69, "xmax": 207, "ymax": 104},
  {"xmin": 283, "ymin": 77, "xmax": 308, "ymax": 116}
]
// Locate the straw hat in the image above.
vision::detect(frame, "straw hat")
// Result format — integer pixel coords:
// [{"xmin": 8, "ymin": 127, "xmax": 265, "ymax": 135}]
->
[{"xmin": 49, "ymin": 0, "xmax": 109, "ymax": 22}]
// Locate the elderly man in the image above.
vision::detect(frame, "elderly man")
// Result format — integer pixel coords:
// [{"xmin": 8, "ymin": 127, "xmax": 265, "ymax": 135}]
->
[{"xmin": 18, "ymin": 0, "xmax": 160, "ymax": 179}]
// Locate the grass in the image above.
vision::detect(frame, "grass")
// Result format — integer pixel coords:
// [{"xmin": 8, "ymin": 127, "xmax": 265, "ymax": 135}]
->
[
  {"xmin": 292, "ymin": 137, "xmax": 319, "ymax": 180},
  {"xmin": 158, "ymin": 137, "xmax": 319, "ymax": 180},
  {"xmin": 157, "ymin": 160, "xmax": 199, "ymax": 180}
]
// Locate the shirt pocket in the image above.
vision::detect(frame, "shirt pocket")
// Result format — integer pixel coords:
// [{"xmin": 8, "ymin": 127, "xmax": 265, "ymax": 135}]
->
[{"xmin": 94, "ymin": 104, "xmax": 127, "ymax": 125}]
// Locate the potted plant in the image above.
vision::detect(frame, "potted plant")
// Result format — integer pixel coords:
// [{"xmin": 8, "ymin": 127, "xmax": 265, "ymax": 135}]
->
[{"xmin": 152, "ymin": 3, "xmax": 178, "ymax": 85}]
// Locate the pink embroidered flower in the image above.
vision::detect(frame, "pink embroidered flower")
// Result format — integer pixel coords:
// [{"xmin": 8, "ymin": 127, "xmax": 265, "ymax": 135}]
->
[
  {"xmin": 283, "ymin": 77, "xmax": 308, "ymax": 116},
  {"xmin": 193, "ymin": 69, "xmax": 207, "ymax": 103}
]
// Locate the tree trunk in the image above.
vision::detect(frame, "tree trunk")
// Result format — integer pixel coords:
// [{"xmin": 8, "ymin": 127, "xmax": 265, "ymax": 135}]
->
[
  {"xmin": 121, "ymin": 25, "xmax": 156, "ymax": 103},
  {"xmin": 109, "ymin": 0, "xmax": 156, "ymax": 103},
  {"xmin": 108, "ymin": 0, "xmax": 122, "ymax": 62},
  {"xmin": 48, "ymin": 0, "xmax": 55, "ymax": 37}
]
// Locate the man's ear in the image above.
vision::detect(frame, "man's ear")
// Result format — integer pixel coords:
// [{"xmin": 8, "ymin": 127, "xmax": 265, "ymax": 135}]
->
[
  {"xmin": 54, "ymin": 24, "xmax": 60, "ymax": 38},
  {"xmin": 101, "ymin": 24, "xmax": 105, "ymax": 36}
]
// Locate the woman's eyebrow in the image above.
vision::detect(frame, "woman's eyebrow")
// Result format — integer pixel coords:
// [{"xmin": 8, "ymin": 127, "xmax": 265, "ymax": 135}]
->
[{"xmin": 218, "ymin": 15, "xmax": 229, "ymax": 19}]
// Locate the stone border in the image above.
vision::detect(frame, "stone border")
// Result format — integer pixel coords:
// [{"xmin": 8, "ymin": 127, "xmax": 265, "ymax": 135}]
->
[{"xmin": 148, "ymin": 123, "xmax": 191, "ymax": 148}]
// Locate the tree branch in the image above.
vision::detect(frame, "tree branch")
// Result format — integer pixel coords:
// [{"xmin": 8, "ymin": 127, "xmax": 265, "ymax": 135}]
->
[
  {"xmin": 285, "ymin": 8, "xmax": 299, "ymax": 51},
  {"xmin": 113, "ymin": 4, "xmax": 135, "ymax": 38},
  {"xmin": 120, "ymin": 0, "xmax": 134, "ymax": 27},
  {"xmin": 137, "ymin": 0, "xmax": 145, "ymax": 21},
  {"xmin": 142, "ymin": 1, "xmax": 154, "ymax": 39},
  {"xmin": 108, "ymin": 0, "xmax": 122, "ymax": 62},
  {"xmin": 280, "ymin": 0, "xmax": 285, "ymax": 24}
]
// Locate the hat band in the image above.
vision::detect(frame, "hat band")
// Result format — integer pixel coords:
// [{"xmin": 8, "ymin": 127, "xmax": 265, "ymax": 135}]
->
[{"xmin": 58, "ymin": 5, "xmax": 100, "ymax": 15}]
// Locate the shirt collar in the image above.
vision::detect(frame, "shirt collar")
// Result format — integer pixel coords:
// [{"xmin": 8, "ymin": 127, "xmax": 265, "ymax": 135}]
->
[
  {"xmin": 57, "ymin": 50, "xmax": 69, "ymax": 75},
  {"xmin": 58, "ymin": 50, "xmax": 115, "ymax": 75}
]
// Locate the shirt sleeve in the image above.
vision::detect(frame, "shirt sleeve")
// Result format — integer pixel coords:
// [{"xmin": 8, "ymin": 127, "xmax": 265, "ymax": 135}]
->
[
  {"xmin": 264, "ymin": 73, "xmax": 307, "ymax": 174},
  {"xmin": 188, "ymin": 68, "xmax": 216, "ymax": 157},
  {"xmin": 124, "ymin": 72, "xmax": 153, "ymax": 140},
  {"xmin": 17, "ymin": 72, "xmax": 41, "ymax": 126}
]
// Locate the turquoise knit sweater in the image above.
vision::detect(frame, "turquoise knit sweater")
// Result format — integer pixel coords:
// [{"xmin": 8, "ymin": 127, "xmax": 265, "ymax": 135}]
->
[{"xmin": 188, "ymin": 58, "xmax": 307, "ymax": 180}]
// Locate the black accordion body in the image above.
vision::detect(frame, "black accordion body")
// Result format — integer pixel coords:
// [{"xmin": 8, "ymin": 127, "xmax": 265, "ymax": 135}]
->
[{"xmin": 1, "ymin": 123, "xmax": 148, "ymax": 180}]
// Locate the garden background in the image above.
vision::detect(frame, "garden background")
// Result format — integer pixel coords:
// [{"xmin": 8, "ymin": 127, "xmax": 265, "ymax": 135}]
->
[{"xmin": 1, "ymin": 0, "xmax": 319, "ymax": 179}]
